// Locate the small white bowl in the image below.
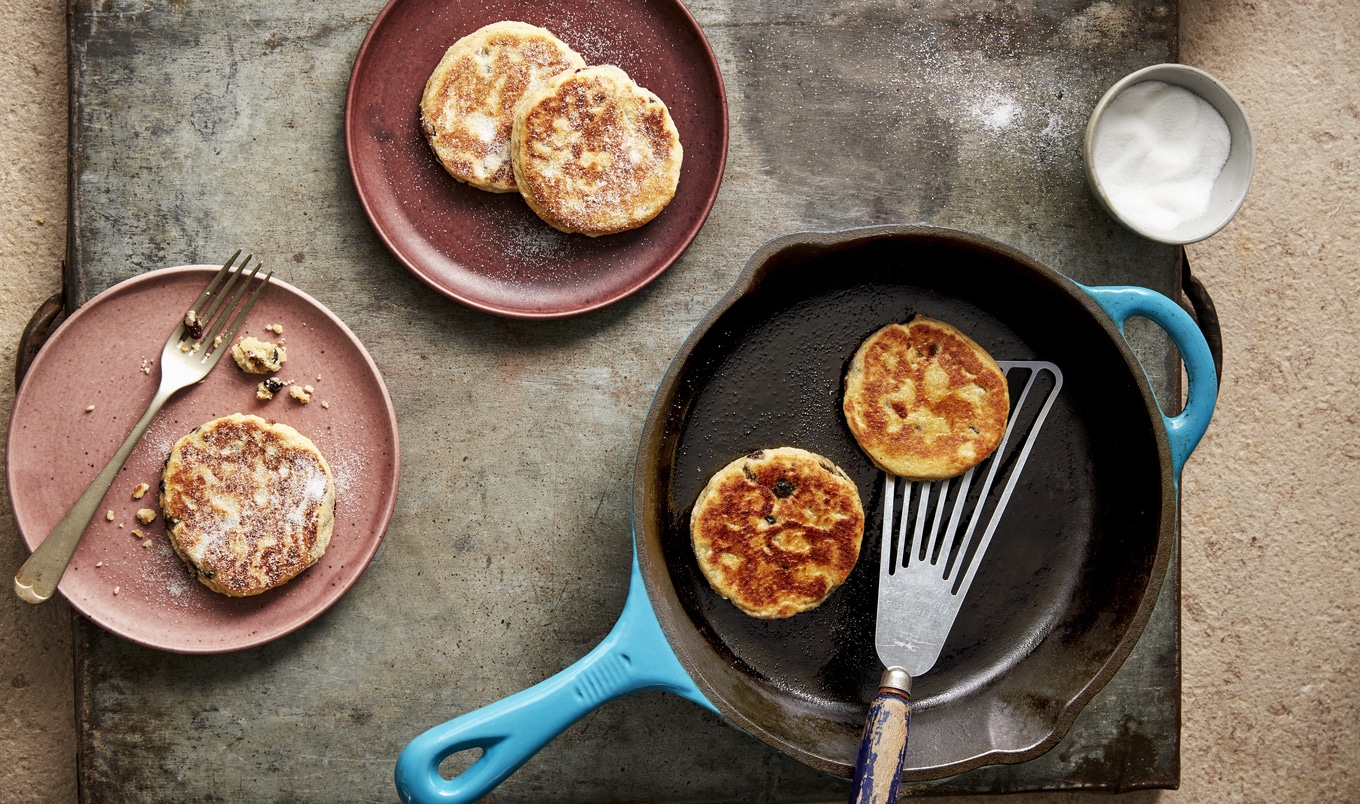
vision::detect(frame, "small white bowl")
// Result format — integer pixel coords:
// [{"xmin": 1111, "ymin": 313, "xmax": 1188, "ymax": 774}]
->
[{"xmin": 1084, "ymin": 63, "xmax": 1255, "ymax": 245}]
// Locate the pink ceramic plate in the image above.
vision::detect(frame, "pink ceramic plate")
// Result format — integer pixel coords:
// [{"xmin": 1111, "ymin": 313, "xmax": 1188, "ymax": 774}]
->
[
  {"xmin": 345, "ymin": 0, "xmax": 729, "ymax": 319},
  {"xmin": 8, "ymin": 267, "xmax": 400, "ymax": 653}
]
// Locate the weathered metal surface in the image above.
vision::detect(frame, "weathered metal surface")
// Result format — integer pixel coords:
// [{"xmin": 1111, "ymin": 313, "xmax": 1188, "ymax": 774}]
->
[{"xmin": 67, "ymin": 0, "xmax": 1181, "ymax": 799}]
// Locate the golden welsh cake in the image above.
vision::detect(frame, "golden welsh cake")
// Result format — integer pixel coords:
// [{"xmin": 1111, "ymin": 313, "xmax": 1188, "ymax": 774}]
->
[
  {"xmin": 160, "ymin": 413, "xmax": 336, "ymax": 597},
  {"xmin": 511, "ymin": 64, "xmax": 683, "ymax": 236},
  {"xmin": 420, "ymin": 21, "xmax": 586, "ymax": 192},
  {"xmin": 690, "ymin": 447, "xmax": 864, "ymax": 619},
  {"xmin": 843, "ymin": 316, "xmax": 1010, "ymax": 481}
]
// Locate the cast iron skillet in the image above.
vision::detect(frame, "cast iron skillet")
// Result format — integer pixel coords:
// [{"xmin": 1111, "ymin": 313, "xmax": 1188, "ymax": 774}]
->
[{"xmin": 395, "ymin": 225, "xmax": 1218, "ymax": 801}]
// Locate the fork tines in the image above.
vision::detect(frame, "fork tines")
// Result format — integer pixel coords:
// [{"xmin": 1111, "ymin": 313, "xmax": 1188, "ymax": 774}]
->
[{"xmin": 178, "ymin": 250, "xmax": 273, "ymax": 361}]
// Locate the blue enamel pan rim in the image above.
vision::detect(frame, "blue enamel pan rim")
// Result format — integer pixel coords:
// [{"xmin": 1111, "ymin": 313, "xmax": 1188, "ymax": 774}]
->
[{"xmin": 395, "ymin": 225, "xmax": 1217, "ymax": 802}]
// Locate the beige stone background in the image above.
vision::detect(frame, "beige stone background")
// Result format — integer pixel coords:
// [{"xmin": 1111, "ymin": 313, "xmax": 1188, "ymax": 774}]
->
[{"xmin": 1, "ymin": 0, "xmax": 1356, "ymax": 800}]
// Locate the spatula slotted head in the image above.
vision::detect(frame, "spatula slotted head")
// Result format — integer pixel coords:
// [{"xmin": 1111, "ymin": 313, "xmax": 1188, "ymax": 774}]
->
[{"xmin": 874, "ymin": 361, "xmax": 1063, "ymax": 677}]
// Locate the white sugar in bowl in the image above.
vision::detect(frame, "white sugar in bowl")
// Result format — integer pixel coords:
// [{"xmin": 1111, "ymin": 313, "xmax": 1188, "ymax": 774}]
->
[{"xmin": 1084, "ymin": 63, "xmax": 1254, "ymax": 245}]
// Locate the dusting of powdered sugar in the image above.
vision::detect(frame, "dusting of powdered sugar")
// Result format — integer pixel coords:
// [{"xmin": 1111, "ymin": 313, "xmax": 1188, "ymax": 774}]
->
[
  {"xmin": 971, "ymin": 92, "xmax": 1020, "ymax": 132},
  {"xmin": 546, "ymin": 9, "xmax": 630, "ymax": 66},
  {"xmin": 478, "ymin": 203, "xmax": 579, "ymax": 271},
  {"xmin": 141, "ymin": 414, "xmax": 185, "ymax": 469},
  {"xmin": 323, "ymin": 439, "xmax": 367, "ymax": 500},
  {"xmin": 135, "ymin": 536, "xmax": 201, "ymax": 611}
]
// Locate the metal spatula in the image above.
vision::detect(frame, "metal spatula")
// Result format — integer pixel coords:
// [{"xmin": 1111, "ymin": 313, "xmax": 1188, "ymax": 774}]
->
[{"xmin": 850, "ymin": 361, "xmax": 1063, "ymax": 804}]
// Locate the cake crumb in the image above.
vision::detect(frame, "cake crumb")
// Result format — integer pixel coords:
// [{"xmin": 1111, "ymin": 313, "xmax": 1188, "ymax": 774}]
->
[
  {"xmin": 321, "ymin": 400, "xmax": 330, "ymax": 409},
  {"xmin": 267, "ymin": 323, "xmax": 284, "ymax": 335},
  {"xmin": 132, "ymin": 529, "xmax": 144, "ymax": 539},
  {"xmin": 256, "ymin": 377, "xmax": 285, "ymax": 401},
  {"xmin": 132, "ymin": 483, "xmax": 150, "ymax": 500},
  {"xmin": 231, "ymin": 336, "xmax": 287, "ymax": 374},
  {"xmin": 113, "ymin": 586, "xmax": 120, "ymax": 595},
  {"xmin": 105, "ymin": 510, "xmax": 114, "ymax": 521},
  {"xmin": 183, "ymin": 309, "xmax": 203, "ymax": 340},
  {"xmin": 135, "ymin": 508, "xmax": 156, "ymax": 524},
  {"xmin": 289, "ymin": 385, "xmax": 312, "ymax": 404},
  {"xmin": 95, "ymin": 561, "xmax": 103, "ymax": 568},
  {"xmin": 140, "ymin": 357, "xmax": 153, "ymax": 375},
  {"xmin": 142, "ymin": 539, "xmax": 153, "ymax": 548},
  {"xmin": 86, "ymin": 405, "xmax": 95, "ymax": 413}
]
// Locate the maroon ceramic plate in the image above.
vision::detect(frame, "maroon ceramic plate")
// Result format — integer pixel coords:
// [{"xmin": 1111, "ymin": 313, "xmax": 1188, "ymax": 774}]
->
[
  {"xmin": 7, "ymin": 267, "xmax": 400, "ymax": 654},
  {"xmin": 344, "ymin": 0, "xmax": 728, "ymax": 319}
]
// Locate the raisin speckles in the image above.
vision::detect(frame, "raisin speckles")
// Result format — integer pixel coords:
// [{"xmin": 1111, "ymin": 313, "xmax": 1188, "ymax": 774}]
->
[
  {"xmin": 264, "ymin": 377, "xmax": 284, "ymax": 394},
  {"xmin": 772, "ymin": 478, "xmax": 795, "ymax": 498},
  {"xmin": 184, "ymin": 309, "xmax": 204, "ymax": 339}
]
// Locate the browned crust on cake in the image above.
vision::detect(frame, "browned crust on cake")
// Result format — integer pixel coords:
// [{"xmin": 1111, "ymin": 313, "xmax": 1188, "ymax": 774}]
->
[
  {"xmin": 511, "ymin": 65, "xmax": 682, "ymax": 236},
  {"xmin": 160, "ymin": 413, "xmax": 335, "ymax": 597},
  {"xmin": 419, "ymin": 21, "xmax": 585, "ymax": 192},
  {"xmin": 690, "ymin": 447, "xmax": 864, "ymax": 619},
  {"xmin": 843, "ymin": 317, "xmax": 1010, "ymax": 481}
]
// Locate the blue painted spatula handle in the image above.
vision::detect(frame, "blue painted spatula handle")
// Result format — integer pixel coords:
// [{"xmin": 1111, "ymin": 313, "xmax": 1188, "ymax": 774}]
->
[
  {"xmin": 850, "ymin": 669, "xmax": 912, "ymax": 804},
  {"xmin": 1082, "ymin": 285, "xmax": 1219, "ymax": 479},
  {"xmin": 394, "ymin": 552, "xmax": 711, "ymax": 804}
]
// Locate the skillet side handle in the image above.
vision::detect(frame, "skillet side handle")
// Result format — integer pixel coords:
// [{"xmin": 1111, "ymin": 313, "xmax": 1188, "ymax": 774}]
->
[
  {"xmin": 850, "ymin": 668, "xmax": 911, "ymax": 804},
  {"xmin": 1082, "ymin": 285, "xmax": 1220, "ymax": 478},
  {"xmin": 1180, "ymin": 247, "xmax": 1224, "ymax": 382},
  {"xmin": 394, "ymin": 552, "xmax": 709, "ymax": 804},
  {"xmin": 16, "ymin": 291, "xmax": 65, "ymax": 391}
]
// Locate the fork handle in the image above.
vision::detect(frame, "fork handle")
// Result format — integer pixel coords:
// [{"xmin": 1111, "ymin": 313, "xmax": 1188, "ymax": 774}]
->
[
  {"xmin": 850, "ymin": 668, "xmax": 912, "ymax": 804},
  {"xmin": 13, "ymin": 384, "xmax": 176, "ymax": 603}
]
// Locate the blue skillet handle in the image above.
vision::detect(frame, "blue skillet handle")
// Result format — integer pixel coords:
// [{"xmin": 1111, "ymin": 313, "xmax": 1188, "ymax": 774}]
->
[
  {"xmin": 1081, "ymin": 285, "xmax": 1219, "ymax": 479},
  {"xmin": 394, "ymin": 550, "xmax": 713, "ymax": 804}
]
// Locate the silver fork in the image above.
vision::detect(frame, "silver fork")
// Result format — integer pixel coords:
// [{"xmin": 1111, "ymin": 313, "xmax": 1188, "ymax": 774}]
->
[{"xmin": 14, "ymin": 251, "xmax": 272, "ymax": 604}]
